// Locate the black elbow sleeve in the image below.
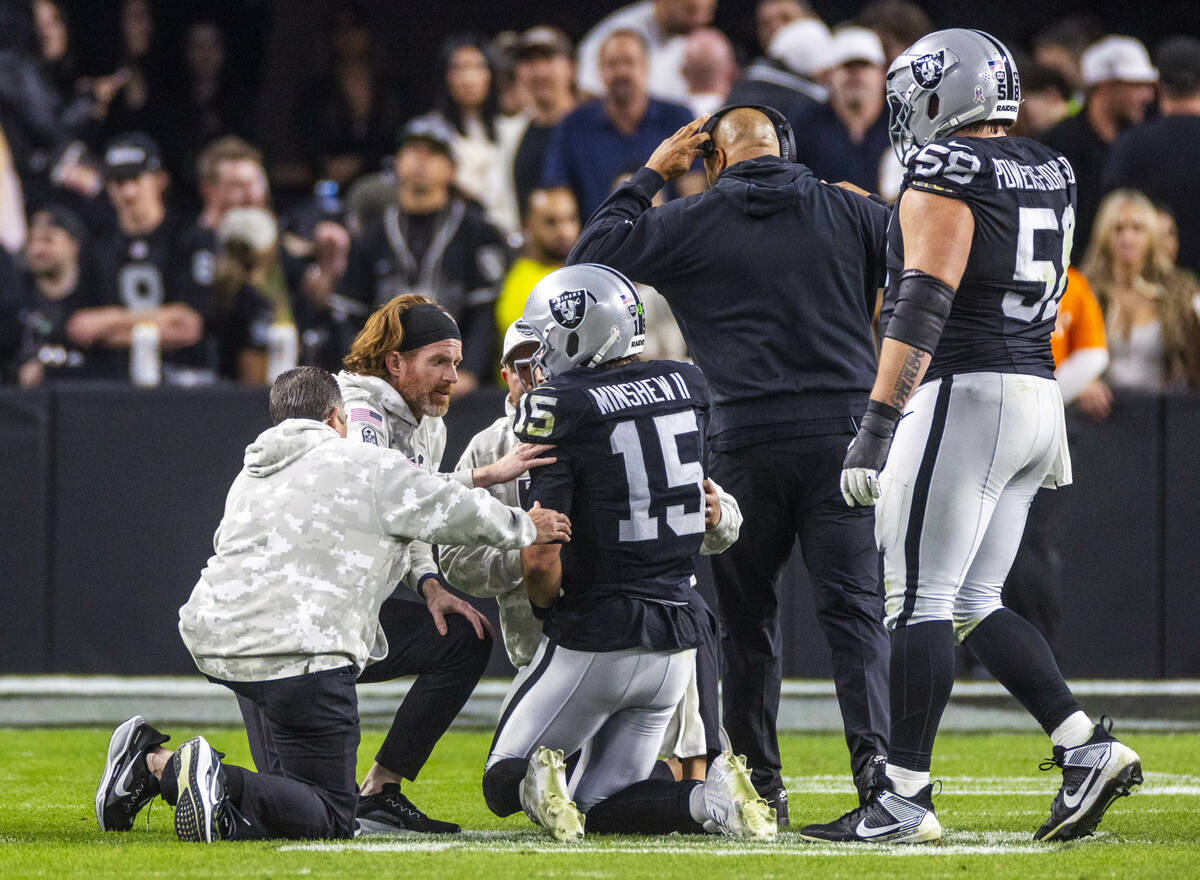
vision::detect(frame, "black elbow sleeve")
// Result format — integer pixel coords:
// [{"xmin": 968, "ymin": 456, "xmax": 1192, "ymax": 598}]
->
[{"xmin": 884, "ymin": 270, "xmax": 956, "ymax": 354}]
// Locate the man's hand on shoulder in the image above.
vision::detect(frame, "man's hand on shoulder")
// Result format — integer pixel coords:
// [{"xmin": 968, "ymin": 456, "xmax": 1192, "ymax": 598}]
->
[
  {"xmin": 474, "ymin": 442, "xmax": 556, "ymax": 488},
  {"xmin": 646, "ymin": 115, "xmax": 710, "ymax": 182}
]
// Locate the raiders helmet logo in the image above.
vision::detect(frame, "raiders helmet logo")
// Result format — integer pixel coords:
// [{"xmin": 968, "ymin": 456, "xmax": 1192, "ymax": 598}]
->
[
  {"xmin": 911, "ymin": 51, "xmax": 945, "ymax": 89},
  {"xmin": 549, "ymin": 289, "xmax": 587, "ymax": 329}
]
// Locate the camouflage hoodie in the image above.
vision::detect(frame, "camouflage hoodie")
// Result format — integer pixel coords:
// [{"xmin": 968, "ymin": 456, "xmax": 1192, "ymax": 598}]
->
[{"xmin": 178, "ymin": 418, "xmax": 536, "ymax": 682}]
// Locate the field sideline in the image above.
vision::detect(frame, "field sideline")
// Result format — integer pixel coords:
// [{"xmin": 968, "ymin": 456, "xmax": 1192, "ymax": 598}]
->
[{"xmin": 2, "ymin": 727, "xmax": 1198, "ymax": 879}]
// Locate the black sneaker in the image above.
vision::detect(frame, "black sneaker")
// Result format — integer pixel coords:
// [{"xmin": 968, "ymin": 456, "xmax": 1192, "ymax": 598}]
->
[
  {"xmin": 854, "ymin": 754, "xmax": 890, "ymax": 806},
  {"xmin": 1034, "ymin": 717, "xmax": 1142, "ymax": 842},
  {"xmin": 799, "ymin": 780, "xmax": 942, "ymax": 844},
  {"xmin": 173, "ymin": 736, "xmax": 231, "ymax": 843},
  {"xmin": 760, "ymin": 787, "xmax": 789, "ymax": 827},
  {"xmin": 96, "ymin": 715, "xmax": 170, "ymax": 831},
  {"xmin": 356, "ymin": 783, "xmax": 461, "ymax": 834}
]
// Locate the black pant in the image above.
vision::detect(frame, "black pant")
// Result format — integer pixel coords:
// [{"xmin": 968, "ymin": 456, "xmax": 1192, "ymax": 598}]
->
[
  {"xmin": 221, "ymin": 666, "xmax": 361, "ymax": 840},
  {"xmin": 709, "ymin": 434, "xmax": 890, "ymax": 792},
  {"xmin": 355, "ymin": 592, "xmax": 493, "ymax": 779}
]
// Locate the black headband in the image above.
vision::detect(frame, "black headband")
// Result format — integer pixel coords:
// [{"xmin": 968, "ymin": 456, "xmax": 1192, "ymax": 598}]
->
[{"xmin": 397, "ymin": 304, "xmax": 461, "ymax": 352}]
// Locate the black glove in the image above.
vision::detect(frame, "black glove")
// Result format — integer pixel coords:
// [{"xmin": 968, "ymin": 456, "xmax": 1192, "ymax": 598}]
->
[{"xmin": 841, "ymin": 400, "xmax": 903, "ymax": 506}]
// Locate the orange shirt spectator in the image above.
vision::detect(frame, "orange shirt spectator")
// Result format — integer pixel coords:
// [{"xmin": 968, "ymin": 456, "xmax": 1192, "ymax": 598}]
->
[{"xmin": 1052, "ymin": 266, "xmax": 1111, "ymax": 419}]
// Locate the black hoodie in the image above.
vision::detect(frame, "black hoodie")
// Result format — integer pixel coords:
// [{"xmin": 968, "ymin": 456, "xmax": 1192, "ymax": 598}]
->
[{"xmin": 569, "ymin": 156, "xmax": 889, "ymax": 447}]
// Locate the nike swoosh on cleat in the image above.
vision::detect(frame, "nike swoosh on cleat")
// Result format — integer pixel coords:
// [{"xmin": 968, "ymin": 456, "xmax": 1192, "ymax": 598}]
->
[
  {"xmin": 112, "ymin": 762, "xmax": 136, "ymax": 799},
  {"xmin": 1062, "ymin": 765, "xmax": 1103, "ymax": 809},
  {"xmin": 855, "ymin": 818, "xmax": 912, "ymax": 838}
]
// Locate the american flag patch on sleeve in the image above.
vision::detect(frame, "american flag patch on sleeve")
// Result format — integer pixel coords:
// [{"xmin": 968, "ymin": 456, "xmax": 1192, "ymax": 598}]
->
[{"xmin": 349, "ymin": 407, "xmax": 384, "ymax": 428}]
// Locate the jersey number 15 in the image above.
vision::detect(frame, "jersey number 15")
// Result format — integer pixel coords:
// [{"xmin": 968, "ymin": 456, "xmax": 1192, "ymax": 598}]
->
[{"xmin": 610, "ymin": 411, "xmax": 705, "ymax": 543}]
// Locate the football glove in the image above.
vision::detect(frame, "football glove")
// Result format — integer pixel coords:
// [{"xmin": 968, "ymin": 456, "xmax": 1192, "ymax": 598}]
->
[{"xmin": 840, "ymin": 400, "xmax": 903, "ymax": 507}]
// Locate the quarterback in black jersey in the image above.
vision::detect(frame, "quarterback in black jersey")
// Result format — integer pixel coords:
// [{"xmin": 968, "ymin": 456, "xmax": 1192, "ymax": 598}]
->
[
  {"xmin": 803, "ymin": 29, "xmax": 1142, "ymax": 846},
  {"xmin": 482, "ymin": 264, "xmax": 775, "ymax": 842}
]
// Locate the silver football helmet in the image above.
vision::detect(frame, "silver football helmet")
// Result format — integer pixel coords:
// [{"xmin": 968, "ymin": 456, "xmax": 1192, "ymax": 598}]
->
[
  {"xmin": 886, "ymin": 28, "xmax": 1021, "ymax": 164},
  {"xmin": 521, "ymin": 263, "xmax": 646, "ymax": 384}
]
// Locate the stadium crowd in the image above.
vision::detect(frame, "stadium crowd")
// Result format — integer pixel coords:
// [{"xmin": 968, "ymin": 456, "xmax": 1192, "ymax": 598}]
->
[{"xmin": 1, "ymin": 0, "xmax": 1199, "ymax": 399}]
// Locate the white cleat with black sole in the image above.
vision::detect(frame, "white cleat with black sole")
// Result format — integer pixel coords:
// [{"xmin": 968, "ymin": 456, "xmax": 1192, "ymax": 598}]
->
[
  {"xmin": 519, "ymin": 747, "xmax": 584, "ymax": 843},
  {"xmin": 1035, "ymin": 716, "xmax": 1143, "ymax": 842}
]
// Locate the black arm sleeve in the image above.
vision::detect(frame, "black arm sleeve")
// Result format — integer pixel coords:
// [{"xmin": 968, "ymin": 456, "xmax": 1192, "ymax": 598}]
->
[
  {"xmin": 567, "ymin": 166, "xmax": 677, "ymax": 286},
  {"xmin": 883, "ymin": 269, "xmax": 955, "ymax": 354}
]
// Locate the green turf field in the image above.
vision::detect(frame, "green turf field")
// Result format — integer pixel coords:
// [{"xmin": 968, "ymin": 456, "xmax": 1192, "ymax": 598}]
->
[{"xmin": 2, "ymin": 726, "xmax": 1197, "ymax": 879}]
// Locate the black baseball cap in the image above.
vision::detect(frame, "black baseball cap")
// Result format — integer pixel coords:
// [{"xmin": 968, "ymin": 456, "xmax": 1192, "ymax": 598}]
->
[
  {"xmin": 1156, "ymin": 36, "xmax": 1200, "ymax": 98},
  {"xmin": 30, "ymin": 204, "xmax": 87, "ymax": 243},
  {"xmin": 103, "ymin": 132, "xmax": 163, "ymax": 180},
  {"xmin": 396, "ymin": 115, "xmax": 456, "ymax": 159}
]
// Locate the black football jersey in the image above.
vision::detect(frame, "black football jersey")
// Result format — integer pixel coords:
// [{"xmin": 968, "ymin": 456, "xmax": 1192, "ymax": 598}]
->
[
  {"xmin": 514, "ymin": 359, "xmax": 710, "ymax": 652},
  {"xmin": 882, "ymin": 136, "xmax": 1078, "ymax": 382},
  {"xmin": 92, "ymin": 215, "xmax": 214, "ymax": 374}
]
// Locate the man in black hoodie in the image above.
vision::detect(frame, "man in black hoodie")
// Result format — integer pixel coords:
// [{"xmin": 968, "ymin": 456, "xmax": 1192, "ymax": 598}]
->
[{"xmin": 569, "ymin": 108, "xmax": 891, "ymax": 824}]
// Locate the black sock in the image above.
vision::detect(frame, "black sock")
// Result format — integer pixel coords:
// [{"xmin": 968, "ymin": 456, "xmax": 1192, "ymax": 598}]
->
[
  {"xmin": 649, "ymin": 759, "xmax": 676, "ymax": 782},
  {"xmin": 482, "ymin": 758, "xmax": 527, "ymax": 817},
  {"xmin": 963, "ymin": 608, "xmax": 1081, "ymax": 735},
  {"xmin": 159, "ymin": 756, "xmax": 180, "ymax": 806},
  {"xmin": 584, "ymin": 779, "xmax": 705, "ymax": 835},
  {"xmin": 888, "ymin": 620, "xmax": 955, "ymax": 773}
]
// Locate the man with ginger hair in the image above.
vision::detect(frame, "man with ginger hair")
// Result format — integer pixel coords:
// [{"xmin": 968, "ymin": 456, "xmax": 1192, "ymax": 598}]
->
[
  {"xmin": 571, "ymin": 106, "xmax": 893, "ymax": 823},
  {"xmin": 335, "ymin": 294, "xmax": 556, "ymax": 834}
]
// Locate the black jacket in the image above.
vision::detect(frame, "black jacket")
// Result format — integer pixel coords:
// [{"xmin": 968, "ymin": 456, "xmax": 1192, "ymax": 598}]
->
[{"xmin": 569, "ymin": 156, "xmax": 888, "ymax": 447}]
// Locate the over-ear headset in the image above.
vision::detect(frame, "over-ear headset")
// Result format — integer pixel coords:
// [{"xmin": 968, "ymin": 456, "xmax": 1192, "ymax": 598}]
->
[{"xmin": 698, "ymin": 104, "xmax": 796, "ymax": 164}]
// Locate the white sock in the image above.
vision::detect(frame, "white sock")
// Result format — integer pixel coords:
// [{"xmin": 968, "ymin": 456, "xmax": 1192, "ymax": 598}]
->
[
  {"xmin": 886, "ymin": 764, "xmax": 929, "ymax": 798},
  {"xmin": 1050, "ymin": 711, "xmax": 1094, "ymax": 749},
  {"xmin": 688, "ymin": 783, "xmax": 709, "ymax": 824}
]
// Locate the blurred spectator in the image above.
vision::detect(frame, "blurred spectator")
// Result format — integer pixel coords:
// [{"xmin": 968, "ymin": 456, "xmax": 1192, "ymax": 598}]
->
[
  {"xmin": 67, "ymin": 133, "xmax": 206, "ymax": 383},
  {"xmin": 1009, "ymin": 63, "xmax": 1072, "ymax": 138},
  {"xmin": 435, "ymin": 35, "xmax": 502, "ymax": 209},
  {"xmin": 727, "ymin": 15, "xmax": 829, "ymax": 130},
  {"xmin": 1001, "ymin": 266, "xmax": 1110, "ymax": 662},
  {"xmin": 1082, "ymin": 189, "xmax": 1200, "ymax": 392},
  {"xmin": 542, "ymin": 30, "xmax": 695, "ymax": 217},
  {"xmin": 855, "ymin": 0, "xmax": 933, "ymax": 67},
  {"xmin": 491, "ymin": 31, "xmax": 530, "ymax": 119},
  {"xmin": 91, "ymin": 0, "xmax": 169, "ymax": 149},
  {"xmin": 157, "ymin": 21, "xmax": 255, "ymax": 212},
  {"xmin": 337, "ymin": 117, "xmax": 510, "ymax": 390},
  {"xmin": 0, "ymin": 123, "xmax": 27, "ymax": 253},
  {"xmin": 32, "ymin": 0, "xmax": 93, "ymax": 140},
  {"xmin": 295, "ymin": 2, "xmax": 406, "ymax": 189},
  {"xmin": 1043, "ymin": 36, "xmax": 1158, "ymax": 261},
  {"xmin": 1054, "ymin": 267, "xmax": 1113, "ymax": 421},
  {"xmin": 489, "ymin": 26, "xmax": 577, "ymax": 235},
  {"xmin": 681, "ymin": 27, "xmax": 738, "ymax": 116},
  {"xmin": 791, "ymin": 27, "xmax": 898, "ymax": 196},
  {"xmin": 755, "ymin": 0, "xmax": 808, "ymax": 52},
  {"xmin": 1157, "ymin": 205, "xmax": 1183, "ymax": 269},
  {"xmin": 1104, "ymin": 37, "xmax": 1200, "ymax": 274},
  {"xmin": 576, "ymin": 0, "xmax": 717, "ymax": 103},
  {"xmin": 210, "ymin": 207, "xmax": 277, "ymax": 383},
  {"xmin": 0, "ymin": 240, "xmax": 20, "ymax": 381},
  {"xmin": 494, "ymin": 186, "xmax": 580, "ymax": 336},
  {"xmin": 1032, "ymin": 16, "xmax": 1103, "ymax": 101},
  {"xmin": 14, "ymin": 205, "xmax": 101, "ymax": 386}
]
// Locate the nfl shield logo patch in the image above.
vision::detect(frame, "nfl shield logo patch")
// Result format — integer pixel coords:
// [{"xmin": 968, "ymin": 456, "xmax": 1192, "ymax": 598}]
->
[
  {"xmin": 911, "ymin": 51, "xmax": 945, "ymax": 89},
  {"xmin": 549, "ymin": 289, "xmax": 588, "ymax": 329}
]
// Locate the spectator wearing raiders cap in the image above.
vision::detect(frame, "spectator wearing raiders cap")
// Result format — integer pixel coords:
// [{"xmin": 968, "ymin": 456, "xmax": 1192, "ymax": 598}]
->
[
  {"xmin": 67, "ymin": 132, "xmax": 212, "ymax": 384},
  {"xmin": 1104, "ymin": 36, "xmax": 1200, "ymax": 274},
  {"xmin": 1043, "ymin": 36, "xmax": 1158, "ymax": 260}
]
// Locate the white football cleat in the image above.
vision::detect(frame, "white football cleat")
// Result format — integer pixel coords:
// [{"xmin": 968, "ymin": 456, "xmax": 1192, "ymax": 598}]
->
[
  {"xmin": 519, "ymin": 747, "xmax": 584, "ymax": 842},
  {"xmin": 702, "ymin": 747, "xmax": 778, "ymax": 840}
]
